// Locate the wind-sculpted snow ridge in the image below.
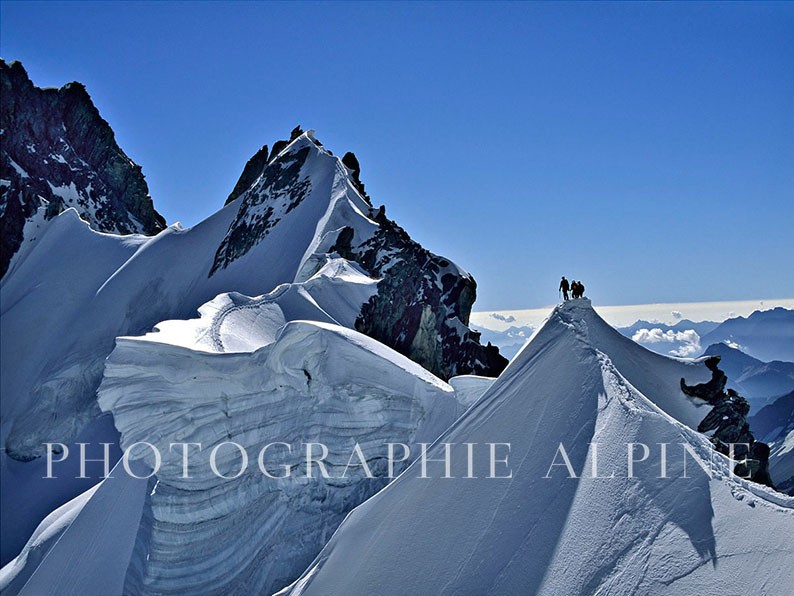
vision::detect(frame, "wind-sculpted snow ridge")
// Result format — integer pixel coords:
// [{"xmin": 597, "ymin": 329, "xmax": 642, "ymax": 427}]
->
[
  {"xmin": 93, "ymin": 320, "xmax": 459, "ymax": 595},
  {"xmin": 283, "ymin": 300, "xmax": 794, "ymax": 596},
  {"xmin": 137, "ymin": 258, "xmax": 377, "ymax": 354}
]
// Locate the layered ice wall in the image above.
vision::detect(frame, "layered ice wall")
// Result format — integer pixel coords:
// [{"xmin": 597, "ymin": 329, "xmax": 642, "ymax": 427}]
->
[
  {"xmin": 102, "ymin": 327, "xmax": 459, "ymax": 594},
  {"xmin": 97, "ymin": 318, "xmax": 461, "ymax": 594}
]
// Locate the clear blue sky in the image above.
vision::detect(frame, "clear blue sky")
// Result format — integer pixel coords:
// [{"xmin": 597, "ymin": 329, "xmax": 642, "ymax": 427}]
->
[{"xmin": 2, "ymin": 2, "xmax": 792, "ymax": 310}]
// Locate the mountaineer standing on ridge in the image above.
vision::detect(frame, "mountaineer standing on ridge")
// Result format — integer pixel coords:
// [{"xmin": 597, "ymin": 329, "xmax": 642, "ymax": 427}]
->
[{"xmin": 560, "ymin": 276, "xmax": 570, "ymax": 301}]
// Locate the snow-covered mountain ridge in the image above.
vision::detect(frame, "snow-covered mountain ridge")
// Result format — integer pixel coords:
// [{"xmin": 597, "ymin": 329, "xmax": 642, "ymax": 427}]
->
[
  {"xmin": 1, "ymin": 61, "xmax": 505, "ymax": 567},
  {"xmin": 215, "ymin": 125, "xmax": 506, "ymax": 380},
  {"xmin": 1, "ymin": 124, "xmax": 504, "ymax": 463},
  {"xmin": 283, "ymin": 299, "xmax": 794, "ymax": 595}
]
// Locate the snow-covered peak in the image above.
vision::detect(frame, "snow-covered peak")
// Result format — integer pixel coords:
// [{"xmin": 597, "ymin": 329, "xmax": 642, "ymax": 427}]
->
[
  {"xmin": 282, "ymin": 298, "xmax": 794, "ymax": 596},
  {"xmin": 212, "ymin": 127, "xmax": 506, "ymax": 380},
  {"xmin": 519, "ymin": 298, "xmax": 713, "ymax": 429}
]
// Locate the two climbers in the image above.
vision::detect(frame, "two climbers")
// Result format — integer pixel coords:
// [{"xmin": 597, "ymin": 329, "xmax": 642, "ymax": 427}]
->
[{"xmin": 559, "ymin": 276, "xmax": 585, "ymax": 301}]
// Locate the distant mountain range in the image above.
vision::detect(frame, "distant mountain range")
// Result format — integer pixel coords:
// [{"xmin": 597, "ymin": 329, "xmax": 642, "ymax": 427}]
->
[
  {"xmin": 618, "ymin": 318, "xmax": 720, "ymax": 338},
  {"xmin": 614, "ymin": 308, "xmax": 794, "ymax": 364},
  {"xmin": 700, "ymin": 307, "xmax": 794, "ymax": 363}
]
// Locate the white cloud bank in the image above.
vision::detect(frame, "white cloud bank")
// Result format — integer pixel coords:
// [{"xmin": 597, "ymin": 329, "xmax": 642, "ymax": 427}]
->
[
  {"xmin": 631, "ymin": 328, "xmax": 702, "ymax": 357},
  {"xmin": 471, "ymin": 298, "xmax": 794, "ymax": 332}
]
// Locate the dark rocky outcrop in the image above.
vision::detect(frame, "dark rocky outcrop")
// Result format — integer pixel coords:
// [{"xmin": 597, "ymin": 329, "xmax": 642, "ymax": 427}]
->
[
  {"xmin": 332, "ymin": 210, "xmax": 507, "ymax": 381},
  {"xmin": 268, "ymin": 125, "xmax": 304, "ymax": 162},
  {"xmin": 225, "ymin": 144, "xmax": 269, "ymax": 205},
  {"xmin": 680, "ymin": 356, "xmax": 728, "ymax": 403},
  {"xmin": 341, "ymin": 151, "xmax": 370, "ymax": 203},
  {"xmin": 748, "ymin": 390, "xmax": 794, "ymax": 495},
  {"xmin": 682, "ymin": 356, "xmax": 774, "ymax": 488},
  {"xmin": 0, "ymin": 59, "xmax": 165, "ymax": 278},
  {"xmin": 703, "ymin": 342, "xmax": 794, "ymax": 407},
  {"xmin": 210, "ymin": 144, "xmax": 312, "ymax": 275}
]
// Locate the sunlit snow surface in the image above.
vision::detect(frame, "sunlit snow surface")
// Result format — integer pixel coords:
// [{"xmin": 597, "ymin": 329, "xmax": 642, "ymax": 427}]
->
[
  {"xmin": 1, "ymin": 259, "xmax": 479, "ymax": 595},
  {"xmin": 3, "ymin": 124, "xmax": 792, "ymax": 593},
  {"xmin": 283, "ymin": 300, "xmax": 794, "ymax": 596},
  {"xmin": 4, "ymin": 299, "xmax": 793, "ymax": 595}
]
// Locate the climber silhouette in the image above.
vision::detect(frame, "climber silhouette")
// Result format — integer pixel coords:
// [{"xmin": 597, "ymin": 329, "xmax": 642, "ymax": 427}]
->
[{"xmin": 559, "ymin": 276, "xmax": 570, "ymax": 301}]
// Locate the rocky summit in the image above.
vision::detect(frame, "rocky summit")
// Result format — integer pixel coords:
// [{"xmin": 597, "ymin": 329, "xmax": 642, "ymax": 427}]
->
[{"xmin": 0, "ymin": 59, "xmax": 165, "ymax": 278}]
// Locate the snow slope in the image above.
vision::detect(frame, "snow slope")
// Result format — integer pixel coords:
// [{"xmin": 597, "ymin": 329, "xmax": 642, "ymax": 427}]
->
[
  {"xmin": 1, "ymin": 260, "xmax": 475, "ymax": 594},
  {"xmin": 0, "ymin": 133, "xmax": 378, "ymax": 560},
  {"xmin": 0, "ymin": 460, "xmax": 149, "ymax": 596},
  {"xmin": 283, "ymin": 300, "xmax": 794, "ymax": 595}
]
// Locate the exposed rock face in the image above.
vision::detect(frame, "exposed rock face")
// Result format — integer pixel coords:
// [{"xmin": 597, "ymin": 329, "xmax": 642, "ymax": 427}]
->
[
  {"xmin": 0, "ymin": 60, "xmax": 165, "ymax": 278},
  {"xmin": 341, "ymin": 151, "xmax": 369, "ymax": 201},
  {"xmin": 221, "ymin": 131, "xmax": 507, "ymax": 380},
  {"xmin": 681, "ymin": 356, "xmax": 774, "ymax": 487},
  {"xmin": 748, "ymin": 390, "xmax": 794, "ymax": 495},
  {"xmin": 680, "ymin": 356, "xmax": 728, "ymax": 401},
  {"xmin": 332, "ymin": 210, "xmax": 506, "ymax": 380},
  {"xmin": 225, "ymin": 144, "xmax": 269, "ymax": 205},
  {"xmin": 211, "ymin": 145, "xmax": 313, "ymax": 275}
]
